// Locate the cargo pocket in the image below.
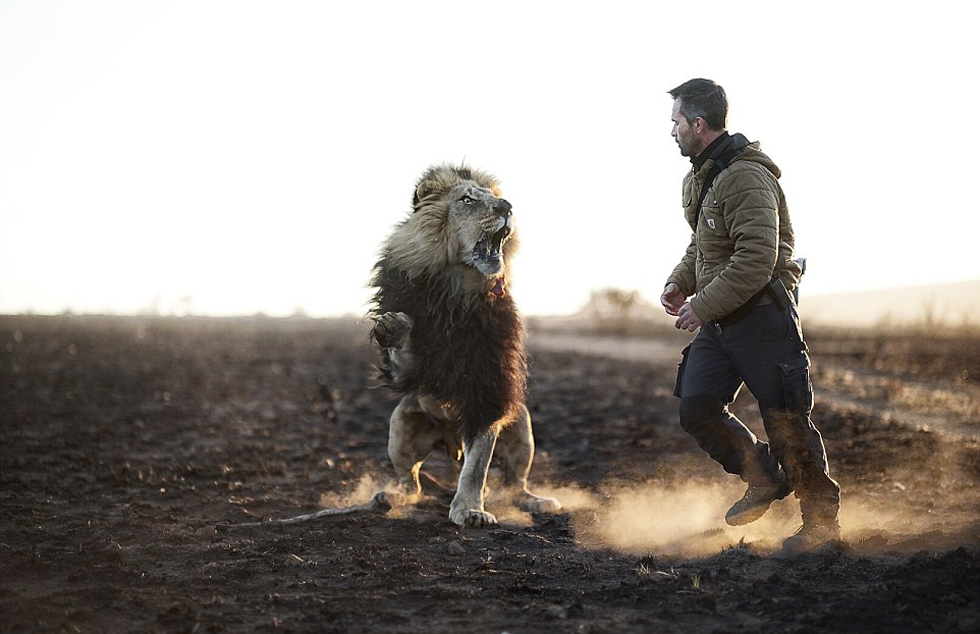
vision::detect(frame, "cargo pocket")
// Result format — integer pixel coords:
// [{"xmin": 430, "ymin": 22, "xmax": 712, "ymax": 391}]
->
[
  {"xmin": 777, "ymin": 352, "xmax": 813, "ymax": 415},
  {"xmin": 673, "ymin": 344, "xmax": 692, "ymax": 398}
]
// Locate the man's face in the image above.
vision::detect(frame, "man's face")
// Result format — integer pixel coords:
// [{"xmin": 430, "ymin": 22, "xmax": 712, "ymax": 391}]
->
[{"xmin": 671, "ymin": 99, "xmax": 697, "ymax": 158}]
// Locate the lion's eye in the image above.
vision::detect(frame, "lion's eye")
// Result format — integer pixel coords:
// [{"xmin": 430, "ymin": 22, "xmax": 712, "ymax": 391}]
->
[{"xmin": 460, "ymin": 196, "xmax": 474, "ymax": 205}]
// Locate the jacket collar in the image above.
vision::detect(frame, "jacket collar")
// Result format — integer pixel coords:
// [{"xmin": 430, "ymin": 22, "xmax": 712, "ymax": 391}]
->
[{"xmin": 691, "ymin": 131, "xmax": 730, "ymax": 172}]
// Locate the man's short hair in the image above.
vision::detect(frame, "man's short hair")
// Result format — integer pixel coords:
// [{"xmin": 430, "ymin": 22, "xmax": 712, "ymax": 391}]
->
[{"xmin": 669, "ymin": 78, "xmax": 728, "ymax": 131}]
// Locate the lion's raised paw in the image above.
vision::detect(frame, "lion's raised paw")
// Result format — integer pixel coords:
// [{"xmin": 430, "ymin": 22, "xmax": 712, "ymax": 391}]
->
[{"xmin": 371, "ymin": 312, "xmax": 413, "ymax": 349}]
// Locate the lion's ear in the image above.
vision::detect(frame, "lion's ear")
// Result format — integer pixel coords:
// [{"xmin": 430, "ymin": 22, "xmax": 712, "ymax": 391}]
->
[{"xmin": 413, "ymin": 182, "xmax": 433, "ymax": 212}]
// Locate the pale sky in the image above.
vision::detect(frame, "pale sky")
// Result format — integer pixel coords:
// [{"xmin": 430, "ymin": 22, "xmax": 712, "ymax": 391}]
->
[{"xmin": 1, "ymin": 0, "xmax": 977, "ymax": 318}]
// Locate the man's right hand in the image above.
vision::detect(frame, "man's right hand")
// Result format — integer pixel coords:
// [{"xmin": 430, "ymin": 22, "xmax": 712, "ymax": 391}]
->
[{"xmin": 660, "ymin": 283, "xmax": 686, "ymax": 317}]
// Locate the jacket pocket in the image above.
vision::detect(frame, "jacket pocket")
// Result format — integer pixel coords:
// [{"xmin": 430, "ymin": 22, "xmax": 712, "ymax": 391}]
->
[
  {"xmin": 777, "ymin": 352, "xmax": 813, "ymax": 415},
  {"xmin": 697, "ymin": 202, "xmax": 732, "ymax": 264},
  {"xmin": 700, "ymin": 213, "xmax": 727, "ymax": 238}
]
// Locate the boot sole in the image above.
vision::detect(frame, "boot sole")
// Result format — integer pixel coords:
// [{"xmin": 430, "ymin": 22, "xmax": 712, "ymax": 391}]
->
[
  {"xmin": 725, "ymin": 484, "xmax": 792, "ymax": 527},
  {"xmin": 774, "ymin": 533, "xmax": 842, "ymax": 557}
]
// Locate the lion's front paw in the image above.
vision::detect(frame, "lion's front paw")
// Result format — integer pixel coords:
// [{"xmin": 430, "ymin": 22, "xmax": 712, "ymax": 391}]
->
[
  {"xmin": 371, "ymin": 312, "xmax": 413, "ymax": 349},
  {"xmin": 450, "ymin": 508, "xmax": 498, "ymax": 529}
]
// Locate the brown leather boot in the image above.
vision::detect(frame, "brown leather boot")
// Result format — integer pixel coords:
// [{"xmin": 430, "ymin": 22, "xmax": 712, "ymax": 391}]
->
[
  {"xmin": 725, "ymin": 477, "xmax": 792, "ymax": 526},
  {"xmin": 777, "ymin": 521, "xmax": 842, "ymax": 555}
]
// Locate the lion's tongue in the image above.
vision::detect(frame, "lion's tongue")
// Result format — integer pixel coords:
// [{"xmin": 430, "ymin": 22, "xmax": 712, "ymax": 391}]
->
[{"xmin": 490, "ymin": 277, "xmax": 506, "ymax": 298}]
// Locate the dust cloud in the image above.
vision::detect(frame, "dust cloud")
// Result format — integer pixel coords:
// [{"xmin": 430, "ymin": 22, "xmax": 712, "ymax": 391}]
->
[
  {"xmin": 312, "ymin": 450, "xmax": 978, "ymax": 557},
  {"xmin": 318, "ymin": 473, "xmax": 386, "ymax": 508},
  {"xmin": 536, "ymin": 480, "xmax": 793, "ymax": 556},
  {"xmin": 540, "ymin": 457, "xmax": 980, "ymax": 557}
]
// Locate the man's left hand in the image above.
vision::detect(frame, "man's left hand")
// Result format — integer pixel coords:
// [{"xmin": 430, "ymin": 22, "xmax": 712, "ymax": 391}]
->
[{"xmin": 674, "ymin": 302, "xmax": 703, "ymax": 332}]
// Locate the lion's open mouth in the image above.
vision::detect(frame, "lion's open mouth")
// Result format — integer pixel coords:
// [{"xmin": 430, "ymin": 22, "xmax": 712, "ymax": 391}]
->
[{"xmin": 473, "ymin": 225, "xmax": 511, "ymax": 264}]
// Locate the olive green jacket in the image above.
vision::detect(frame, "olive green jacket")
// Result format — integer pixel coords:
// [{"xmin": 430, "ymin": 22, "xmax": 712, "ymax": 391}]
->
[{"xmin": 666, "ymin": 140, "xmax": 803, "ymax": 322}]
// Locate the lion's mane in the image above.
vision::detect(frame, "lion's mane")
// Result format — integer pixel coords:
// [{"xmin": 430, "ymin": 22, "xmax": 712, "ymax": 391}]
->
[{"xmin": 370, "ymin": 164, "xmax": 526, "ymax": 444}]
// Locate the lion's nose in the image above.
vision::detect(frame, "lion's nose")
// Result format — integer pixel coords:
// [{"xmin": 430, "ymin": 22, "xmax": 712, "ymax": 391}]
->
[{"xmin": 494, "ymin": 199, "xmax": 513, "ymax": 219}]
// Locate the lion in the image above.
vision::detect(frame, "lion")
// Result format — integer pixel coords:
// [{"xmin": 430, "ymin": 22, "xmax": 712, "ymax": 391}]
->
[{"xmin": 368, "ymin": 164, "xmax": 561, "ymax": 528}]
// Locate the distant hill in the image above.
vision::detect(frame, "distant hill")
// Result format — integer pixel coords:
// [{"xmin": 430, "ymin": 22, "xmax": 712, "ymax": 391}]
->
[{"xmin": 801, "ymin": 279, "xmax": 980, "ymax": 328}]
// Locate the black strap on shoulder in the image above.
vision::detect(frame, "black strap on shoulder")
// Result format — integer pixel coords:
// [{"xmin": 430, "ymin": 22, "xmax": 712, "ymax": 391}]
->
[
  {"xmin": 696, "ymin": 160, "xmax": 727, "ymax": 215},
  {"xmin": 696, "ymin": 133, "xmax": 750, "ymax": 221}
]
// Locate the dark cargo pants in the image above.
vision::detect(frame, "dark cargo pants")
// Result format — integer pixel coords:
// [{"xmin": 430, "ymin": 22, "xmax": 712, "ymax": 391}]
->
[{"xmin": 674, "ymin": 300, "xmax": 840, "ymax": 524}]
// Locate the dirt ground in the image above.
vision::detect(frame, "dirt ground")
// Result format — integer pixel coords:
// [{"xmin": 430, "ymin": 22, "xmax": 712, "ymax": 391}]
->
[{"xmin": 1, "ymin": 315, "xmax": 978, "ymax": 633}]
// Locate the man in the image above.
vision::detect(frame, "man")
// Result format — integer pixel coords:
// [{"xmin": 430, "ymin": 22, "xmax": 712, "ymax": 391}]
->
[{"xmin": 661, "ymin": 78, "xmax": 841, "ymax": 555}]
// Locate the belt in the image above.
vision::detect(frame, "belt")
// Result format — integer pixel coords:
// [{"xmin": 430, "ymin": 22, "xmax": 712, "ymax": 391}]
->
[{"xmin": 713, "ymin": 286, "xmax": 775, "ymax": 328}]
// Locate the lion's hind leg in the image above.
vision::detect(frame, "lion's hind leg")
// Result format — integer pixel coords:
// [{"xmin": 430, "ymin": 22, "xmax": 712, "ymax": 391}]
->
[
  {"xmin": 495, "ymin": 405, "xmax": 561, "ymax": 514},
  {"xmin": 372, "ymin": 395, "xmax": 441, "ymax": 509}
]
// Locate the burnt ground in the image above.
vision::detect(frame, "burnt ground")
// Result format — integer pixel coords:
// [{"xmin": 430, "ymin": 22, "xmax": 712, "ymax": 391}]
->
[{"xmin": 1, "ymin": 315, "xmax": 978, "ymax": 633}]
